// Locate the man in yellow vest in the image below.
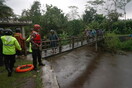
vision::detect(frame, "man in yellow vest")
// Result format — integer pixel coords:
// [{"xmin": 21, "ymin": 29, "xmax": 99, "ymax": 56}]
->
[{"xmin": 1, "ymin": 29, "xmax": 22, "ymax": 77}]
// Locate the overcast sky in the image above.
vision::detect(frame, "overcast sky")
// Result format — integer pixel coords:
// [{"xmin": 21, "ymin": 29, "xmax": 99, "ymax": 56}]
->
[{"xmin": 5, "ymin": 0, "xmax": 132, "ymax": 19}]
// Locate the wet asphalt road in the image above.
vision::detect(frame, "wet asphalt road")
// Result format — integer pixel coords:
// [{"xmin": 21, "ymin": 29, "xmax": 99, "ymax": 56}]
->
[{"xmin": 47, "ymin": 45, "xmax": 132, "ymax": 88}]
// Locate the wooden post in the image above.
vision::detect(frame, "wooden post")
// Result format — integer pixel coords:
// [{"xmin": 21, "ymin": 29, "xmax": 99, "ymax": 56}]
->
[
  {"xmin": 72, "ymin": 37, "xmax": 74, "ymax": 49},
  {"xmin": 81, "ymin": 36, "xmax": 83, "ymax": 46},
  {"xmin": 69, "ymin": 37, "xmax": 71, "ymax": 47},
  {"xmin": 95, "ymin": 35, "xmax": 98, "ymax": 51},
  {"xmin": 59, "ymin": 39, "xmax": 62, "ymax": 53},
  {"xmin": 77, "ymin": 37, "xmax": 79, "ymax": 46}
]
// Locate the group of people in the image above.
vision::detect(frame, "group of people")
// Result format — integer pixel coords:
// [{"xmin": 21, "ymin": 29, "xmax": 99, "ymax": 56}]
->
[
  {"xmin": 0, "ymin": 24, "xmax": 44, "ymax": 77},
  {"xmin": 84, "ymin": 29, "xmax": 104, "ymax": 41}
]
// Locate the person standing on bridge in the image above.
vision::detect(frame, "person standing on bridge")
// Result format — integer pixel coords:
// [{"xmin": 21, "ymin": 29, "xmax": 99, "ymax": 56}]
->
[
  {"xmin": 49, "ymin": 30, "xmax": 59, "ymax": 54},
  {"xmin": 1, "ymin": 29, "xmax": 22, "ymax": 77},
  {"xmin": 30, "ymin": 24, "xmax": 44, "ymax": 71}
]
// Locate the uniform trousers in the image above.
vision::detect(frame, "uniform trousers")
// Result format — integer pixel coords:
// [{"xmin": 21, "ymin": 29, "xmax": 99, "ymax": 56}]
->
[
  {"xmin": 4, "ymin": 55, "xmax": 15, "ymax": 72},
  {"xmin": 32, "ymin": 49, "xmax": 42, "ymax": 69}
]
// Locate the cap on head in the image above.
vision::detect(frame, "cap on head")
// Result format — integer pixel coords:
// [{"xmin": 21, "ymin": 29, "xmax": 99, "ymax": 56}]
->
[
  {"xmin": 15, "ymin": 28, "xmax": 21, "ymax": 33},
  {"xmin": 4, "ymin": 29, "xmax": 13, "ymax": 35},
  {"xmin": 34, "ymin": 24, "xmax": 41, "ymax": 30},
  {"xmin": 0, "ymin": 28, "xmax": 4, "ymax": 32}
]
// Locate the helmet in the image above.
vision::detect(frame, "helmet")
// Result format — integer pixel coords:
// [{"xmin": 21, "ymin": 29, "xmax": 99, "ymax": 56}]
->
[
  {"xmin": 0, "ymin": 28, "xmax": 4, "ymax": 31},
  {"xmin": 34, "ymin": 24, "xmax": 41, "ymax": 30},
  {"xmin": 4, "ymin": 29, "xmax": 13, "ymax": 35},
  {"xmin": 15, "ymin": 28, "xmax": 21, "ymax": 33}
]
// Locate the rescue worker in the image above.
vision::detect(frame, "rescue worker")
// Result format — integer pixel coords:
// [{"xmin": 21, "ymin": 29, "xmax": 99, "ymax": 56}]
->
[
  {"xmin": 0, "ymin": 28, "xmax": 4, "ymax": 66},
  {"xmin": 14, "ymin": 28, "xmax": 25, "ymax": 57},
  {"xmin": 30, "ymin": 24, "xmax": 44, "ymax": 71},
  {"xmin": 1, "ymin": 29, "xmax": 21, "ymax": 77}
]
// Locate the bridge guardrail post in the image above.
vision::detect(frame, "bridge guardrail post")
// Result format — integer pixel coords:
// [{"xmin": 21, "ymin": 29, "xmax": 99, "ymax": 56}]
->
[
  {"xmin": 72, "ymin": 37, "xmax": 75, "ymax": 49},
  {"xmin": 59, "ymin": 39, "xmax": 62, "ymax": 53},
  {"xmin": 95, "ymin": 35, "xmax": 98, "ymax": 51},
  {"xmin": 81, "ymin": 36, "xmax": 83, "ymax": 46},
  {"xmin": 69, "ymin": 37, "xmax": 72, "ymax": 48}
]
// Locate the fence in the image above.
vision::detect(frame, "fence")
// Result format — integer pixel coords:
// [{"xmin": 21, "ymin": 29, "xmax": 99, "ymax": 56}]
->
[{"xmin": 40, "ymin": 36, "xmax": 103, "ymax": 58}]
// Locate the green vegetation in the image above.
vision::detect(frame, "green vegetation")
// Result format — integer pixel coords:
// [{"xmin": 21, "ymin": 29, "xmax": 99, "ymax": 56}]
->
[
  {"xmin": 0, "ymin": 0, "xmax": 14, "ymax": 18},
  {"xmin": 19, "ymin": 0, "xmax": 132, "ymax": 38},
  {"xmin": 1, "ymin": 0, "xmax": 132, "ymax": 38},
  {"xmin": 104, "ymin": 33, "xmax": 132, "ymax": 51},
  {"xmin": 0, "ymin": 59, "xmax": 42, "ymax": 88}
]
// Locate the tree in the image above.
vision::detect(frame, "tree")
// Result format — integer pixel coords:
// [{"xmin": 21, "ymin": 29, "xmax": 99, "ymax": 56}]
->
[
  {"xmin": 0, "ymin": 0, "xmax": 4, "ymax": 5},
  {"xmin": 0, "ymin": 0, "xmax": 14, "ymax": 18},
  {"xmin": 21, "ymin": 1, "xmax": 42, "ymax": 23},
  {"xmin": 66, "ymin": 6, "xmax": 80, "ymax": 20},
  {"xmin": 108, "ymin": 11, "xmax": 122, "ymax": 22},
  {"xmin": 84, "ymin": 0, "xmax": 106, "ymax": 26},
  {"xmin": 87, "ymin": 0, "xmax": 105, "ymax": 11},
  {"xmin": 67, "ymin": 20, "xmax": 84, "ymax": 36},
  {"xmin": 19, "ymin": 1, "xmax": 42, "ymax": 36},
  {"xmin": 41, "ymin": 5, "xmax": 68, "ymax": 34},
  {"xmin": 29, "ymin": 1, "xmax": 42, "ymax": 24},
  {"xmin": 118, "ymin": 0, "xmax": 132, "ymax": 30},
  {"xmin": 83, "ymin": 7, "xmax": 97, "ymax": 24},
  {"xmin": 20, "ymin": 9, "xmax": 30, "ymax": 20},
  {"xmin": 94, "ymin": 14, "xmax": 106, "ymax": 23}
]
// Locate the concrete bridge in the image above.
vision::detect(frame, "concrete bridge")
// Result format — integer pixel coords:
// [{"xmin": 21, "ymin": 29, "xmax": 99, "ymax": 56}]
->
[
  {"xmin": 36, "ymin": 36, "xmax": 132, "ymax": 88},
  {"xmin": 26, "ymin": 36, "xmax": 104, "ymax": 88}
]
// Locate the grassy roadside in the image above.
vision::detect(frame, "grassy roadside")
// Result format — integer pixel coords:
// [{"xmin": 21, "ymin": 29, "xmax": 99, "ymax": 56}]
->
[
  {"xmin": 0, "ymin": 58, "xmax": 42, "ymax": 88},
  {"xmin": 104, "ymin": 33, "xmax": 132, "ymax": 52}
]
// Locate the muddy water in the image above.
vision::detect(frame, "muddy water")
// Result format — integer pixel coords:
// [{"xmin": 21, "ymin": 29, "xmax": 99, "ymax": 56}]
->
[
  {"xmin": 48, "ymin": 45, "xmax": 132, "ymax": 88},
  {"xmin": 86, "ymin": 52, "xmax": 132, "ymax": 88}
]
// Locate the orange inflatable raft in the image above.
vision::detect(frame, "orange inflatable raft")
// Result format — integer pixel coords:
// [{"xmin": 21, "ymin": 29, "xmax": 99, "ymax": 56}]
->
[{"xmin": 16, "ymin": 64, "xmax": 34, "ymax": 72}]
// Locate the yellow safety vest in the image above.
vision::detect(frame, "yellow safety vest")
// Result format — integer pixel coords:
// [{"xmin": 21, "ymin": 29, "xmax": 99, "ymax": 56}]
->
[
  {"xmin": 26, "ymin": 36, "xmax": 32, "ymax": 52},
  {"xmin": 1, "ymin": 35, "xmax": 22, "ymax": 55}
]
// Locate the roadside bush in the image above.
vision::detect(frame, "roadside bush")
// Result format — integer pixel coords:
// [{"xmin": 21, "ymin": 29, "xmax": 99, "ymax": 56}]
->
[
  {"xmin": 104, "ymin": 32, "xmax": 132, "ymax": 51},
  {"xmin": 104, "ymin": 32, "xmax": 120, "ymax": 51},
  {"xmin": 59, "ymin": 32, "xmax": 69, "ymax": 45},
  {"xmin": 119, "ymin": 39, "xmax": 132, "ymax": 51}
]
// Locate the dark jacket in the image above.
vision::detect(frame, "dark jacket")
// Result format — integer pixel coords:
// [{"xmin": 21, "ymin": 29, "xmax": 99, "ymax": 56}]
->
[{"xmin": 0, "ymin": 35, "xmax": 3, "ymax": 55}]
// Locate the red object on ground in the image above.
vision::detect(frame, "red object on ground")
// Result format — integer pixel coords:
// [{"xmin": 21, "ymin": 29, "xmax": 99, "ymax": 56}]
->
[{"xmin": 16, "ymin": 64, "xmax": 34, "ymax": 72}]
